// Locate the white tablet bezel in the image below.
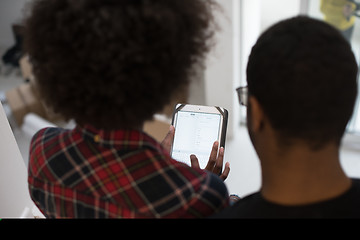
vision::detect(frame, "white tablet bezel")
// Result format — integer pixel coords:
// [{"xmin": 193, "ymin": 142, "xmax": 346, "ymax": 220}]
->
[{"xmin": 170, "ymin": 103, "xmax": 228, "ymax": 167}]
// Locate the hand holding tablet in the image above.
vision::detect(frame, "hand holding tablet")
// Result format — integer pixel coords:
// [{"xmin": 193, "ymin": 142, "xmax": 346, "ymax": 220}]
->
[{"xmin": 169, "ymin": 103, "xmax": 230, "ymax": 180}]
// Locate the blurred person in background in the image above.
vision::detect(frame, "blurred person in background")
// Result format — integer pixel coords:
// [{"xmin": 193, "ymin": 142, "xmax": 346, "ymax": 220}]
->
[{"xmin": 320, "ymin": 0, "xmax": 360, "ymax": 42}]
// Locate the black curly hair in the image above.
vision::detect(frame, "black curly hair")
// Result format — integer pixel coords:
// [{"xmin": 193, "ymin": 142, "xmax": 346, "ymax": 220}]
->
[{"xmin": 24, "ymin": 0, "xmax": 218, "ymax": 129}]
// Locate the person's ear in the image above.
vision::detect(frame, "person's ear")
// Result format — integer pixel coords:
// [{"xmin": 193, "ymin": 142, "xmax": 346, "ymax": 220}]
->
[{"xmin": 248, "ymin": 96, "xmax": 265, "ymax": 132}]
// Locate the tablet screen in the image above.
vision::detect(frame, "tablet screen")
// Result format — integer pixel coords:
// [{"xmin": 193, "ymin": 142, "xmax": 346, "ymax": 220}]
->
[{"xmin": 171, "ymin": 110, "xmax": 221, "ymax": 168}]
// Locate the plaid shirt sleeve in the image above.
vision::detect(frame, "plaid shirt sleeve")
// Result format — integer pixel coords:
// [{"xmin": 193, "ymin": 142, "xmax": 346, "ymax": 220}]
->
[{"xmin": 28, "ymin": 126, "xmax": 229, "ymax": 218}]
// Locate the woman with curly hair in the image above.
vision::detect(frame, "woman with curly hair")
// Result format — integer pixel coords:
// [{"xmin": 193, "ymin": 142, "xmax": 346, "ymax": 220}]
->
[{"xmin": 25, "ymin": 0, "xmax": 230, "ymax": 218}]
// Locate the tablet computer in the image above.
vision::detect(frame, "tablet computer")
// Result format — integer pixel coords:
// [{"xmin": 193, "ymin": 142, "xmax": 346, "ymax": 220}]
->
[{"xmin": 170, "ymin": 103, "xmax": 228, "ymax": 168}]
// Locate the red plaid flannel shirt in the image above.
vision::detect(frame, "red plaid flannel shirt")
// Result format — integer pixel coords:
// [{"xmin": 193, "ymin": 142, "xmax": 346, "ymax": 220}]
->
[{"xmin": 28, "ymin": 125, "xmax": 229, "ymax": 218}]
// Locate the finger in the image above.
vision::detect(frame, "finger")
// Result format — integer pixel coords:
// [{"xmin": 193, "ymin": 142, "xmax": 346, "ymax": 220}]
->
[
  {"xmin": 205, "ymin": 141, "xmax": 219, "ymax": 171},
  {"xmin": 219, "ymin": 162, "xmax": 230, "ymax": 181},
  {"xmin": 213, "ymin": 147, "xmax": 224, "ymax": 175},
  {"xmin": 190, "ymin": 154, "xmax": 200, "ymax": 169},
  {"xmin": 161, "ymin": 125, "xmax": 175, "ymax": 154}
]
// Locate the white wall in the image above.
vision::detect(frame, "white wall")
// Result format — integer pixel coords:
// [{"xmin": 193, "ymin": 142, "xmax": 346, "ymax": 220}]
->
[
  {"xmin": 0, "ymin": 102, "xmax": 37, "ymax": 218},
  {"xmin": 260, "ymin": 0, "xmax": 301, "ymax": 32},
  {"xmin": 205, "ymin": 0, "xmax": 238, "ymax": 139}
]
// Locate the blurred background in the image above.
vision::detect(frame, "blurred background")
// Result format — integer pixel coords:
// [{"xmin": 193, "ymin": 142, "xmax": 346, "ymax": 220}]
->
[{"xmin": 0, "ymin": 0, "xmax": 360, "ymax": 218}]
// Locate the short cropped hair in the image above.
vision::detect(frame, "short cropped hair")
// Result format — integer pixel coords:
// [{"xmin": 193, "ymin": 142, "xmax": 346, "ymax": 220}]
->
[
  {"xmin": 247, "ymin": 16, "xmax": 358, "ymax": 149},
  {"xmin": 24, "ymin": 0, "xmax": 218, "ymax": 129}
]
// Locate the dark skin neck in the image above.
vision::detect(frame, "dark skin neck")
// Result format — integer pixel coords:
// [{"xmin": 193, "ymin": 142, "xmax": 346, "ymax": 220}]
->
[
  {"xmin": 247, "ymin": 96, "xmax": 352, "ymax": 206},
  {"xmin": 258, "ymin": 141, "xmax": 351, "ymax": 205}
]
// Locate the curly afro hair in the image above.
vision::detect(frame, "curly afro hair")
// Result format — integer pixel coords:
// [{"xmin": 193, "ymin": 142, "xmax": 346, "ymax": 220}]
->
[{"xmin": 24, "ymin": 0, "xmax": 218, "ymax": 129}]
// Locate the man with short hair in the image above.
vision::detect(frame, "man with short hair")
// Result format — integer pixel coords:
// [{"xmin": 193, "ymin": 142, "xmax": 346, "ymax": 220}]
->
[{"xmin": 215, "ymin": 16, "xmax": 360, "ymax": 218}]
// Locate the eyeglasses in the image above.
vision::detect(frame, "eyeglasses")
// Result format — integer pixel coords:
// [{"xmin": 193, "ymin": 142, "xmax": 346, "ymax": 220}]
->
[{"xmin": 236, "ymin": 86, "xmax": 248, "ymax": 107}]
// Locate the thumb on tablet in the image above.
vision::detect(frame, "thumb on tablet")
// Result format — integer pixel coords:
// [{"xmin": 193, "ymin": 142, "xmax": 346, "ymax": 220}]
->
[{"xmin": 190, "ymin": 154, "xmax": 201, "ymax": 169}]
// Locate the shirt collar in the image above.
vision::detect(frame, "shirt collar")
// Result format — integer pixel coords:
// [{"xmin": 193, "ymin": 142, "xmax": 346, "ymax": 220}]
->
[{"xmin": 74, "ymin": 124, "xmax": 163, "ymax": 151}]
